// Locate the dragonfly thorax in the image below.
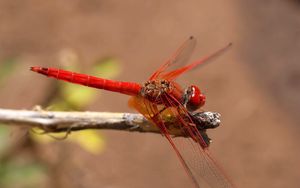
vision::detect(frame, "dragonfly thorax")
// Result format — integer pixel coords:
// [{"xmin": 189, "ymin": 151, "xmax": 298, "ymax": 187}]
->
[{"xmin": 140, "ymin": 80, "xmax": 174, "ymax": 101}]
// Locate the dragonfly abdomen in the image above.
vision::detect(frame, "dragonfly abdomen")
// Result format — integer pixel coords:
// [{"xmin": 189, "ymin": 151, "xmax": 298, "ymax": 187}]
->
[{"xmin": 30, "ymin": 67, "xmax": 141, "ymax": 96}]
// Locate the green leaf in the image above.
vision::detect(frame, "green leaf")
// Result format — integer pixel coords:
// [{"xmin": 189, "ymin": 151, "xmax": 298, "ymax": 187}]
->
[
  {"xmin": 70, "ymin": 130, "xmax": 106, "ymax": 154},
  {"xmin": 0, "ymin": 58, "xmax": 18, "ymax": 84},
  {"xmin": 61, "ymin": 82, "xmax": 96, "ymax": 109},
  {"xmin": 0, "ymin": 162, "xmax": 46, "ymax": 188},
  {"xmin": 91, "ymin": 57, "xmax": 121, "ymax": 79},
  {"xmin": 54, "ymin": 57, "xmax": 121, "ymax": 109},
  {"xmin": 31, "ymin": 130, "xmax": 106, "ymax": 154},
  {"xmin": 47, "ymin": 98, "xmax": 74, "ymax": 111},
  {"xmin": 0, "ymin": 125, "xmax": 10, "ymax": 154}
]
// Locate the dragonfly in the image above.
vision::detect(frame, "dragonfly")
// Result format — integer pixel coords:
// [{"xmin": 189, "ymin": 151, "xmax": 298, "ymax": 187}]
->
[{"xmin": 31, "ymin": 36, "xmax": 235, "ymax": 188}]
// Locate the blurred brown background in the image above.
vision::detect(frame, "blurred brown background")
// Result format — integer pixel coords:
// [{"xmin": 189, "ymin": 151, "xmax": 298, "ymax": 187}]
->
[{"xmin": 0, "ymin": 1, "xmax": 300, "ymax": 188}]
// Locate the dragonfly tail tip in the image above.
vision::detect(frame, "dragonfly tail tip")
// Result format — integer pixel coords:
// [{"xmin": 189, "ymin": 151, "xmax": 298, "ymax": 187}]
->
[
  {"xmin": 30, "ymin": 66, "xmax": 40, "ymax": 72},
  {"xmin": 30, "ymin": 66, "xmax": 49, "ymax": 75}
]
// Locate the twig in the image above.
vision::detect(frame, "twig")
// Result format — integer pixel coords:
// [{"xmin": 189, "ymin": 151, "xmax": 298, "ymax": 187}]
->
[{"xmin": 0, "ymin": 108, "xmax": 221, "ymax": 136}]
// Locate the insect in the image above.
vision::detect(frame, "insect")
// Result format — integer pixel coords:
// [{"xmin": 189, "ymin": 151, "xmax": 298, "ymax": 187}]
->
[{"xmin": 31, "ymin": 36, "xmax": 234, "ymax": 188}]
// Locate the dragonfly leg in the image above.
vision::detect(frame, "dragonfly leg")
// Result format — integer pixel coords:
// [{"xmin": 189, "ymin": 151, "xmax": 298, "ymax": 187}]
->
[{"xmin": 151, "ymin": 106, "xmax": 167, "ymax": 119}]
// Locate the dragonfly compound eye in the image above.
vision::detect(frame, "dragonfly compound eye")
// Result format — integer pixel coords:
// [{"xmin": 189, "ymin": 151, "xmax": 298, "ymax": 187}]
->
[{"xmin": 183, "ymin": 85, "xmax": 206, "ymax": 111}]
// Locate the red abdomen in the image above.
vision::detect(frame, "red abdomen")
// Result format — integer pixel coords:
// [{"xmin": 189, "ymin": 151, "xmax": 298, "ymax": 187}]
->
[{"xmin": 30, "ymin": 67, "xmax": 141, "ymax": 96}]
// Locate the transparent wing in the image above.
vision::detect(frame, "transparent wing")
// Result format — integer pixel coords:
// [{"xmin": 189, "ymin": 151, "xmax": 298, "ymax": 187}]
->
[
  {"xmin": 128, "ymin": 94, "xmax": 235, "ymax": 188},
  {"xmin": 172, "ymin": 136, "xmax": 234, "ymax": 188},
  {"xmin": 160, "ymin": 43, "xmax": 232, "ymax": 81},
  {"xmin": 128, "ymin": 95, "xmax": 200, "ymax": 188},
  {"xmin": 149, "ymin": 36, "xmax": 197, "ymax": 80},
  {"xmin": 163, "ymin": 93, "xmax": 235, "ymax": 187}
]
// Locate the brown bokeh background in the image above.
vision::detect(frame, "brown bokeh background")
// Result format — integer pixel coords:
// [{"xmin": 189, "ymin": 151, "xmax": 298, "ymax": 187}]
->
[{"xmin": 0, "ymin": 1, "xmax": 300, "ymax": 188}]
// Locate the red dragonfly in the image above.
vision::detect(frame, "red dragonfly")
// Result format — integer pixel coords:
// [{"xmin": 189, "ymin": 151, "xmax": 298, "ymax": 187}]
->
[{"xmin": 31, "ymin": 36, "xmax": 234, "ymax": 188}]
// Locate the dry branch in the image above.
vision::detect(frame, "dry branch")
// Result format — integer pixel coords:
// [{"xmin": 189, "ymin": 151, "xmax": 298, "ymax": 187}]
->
[{"xmin": 0, "ymin": 108, "xmax": 221, "ymax": 136}]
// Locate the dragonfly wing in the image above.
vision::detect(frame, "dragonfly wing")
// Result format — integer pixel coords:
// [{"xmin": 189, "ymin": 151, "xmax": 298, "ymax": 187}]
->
[
  {"xmin": 129, "ymin": 95, "xmax": 235, "ymax": 188},
  {"xmin": 160, "ymin": 42, "xmax": 232, "ymax": 81},
  {"xmin": 149, "ymin": 36, "xmax": 196, "ymax": 80},
  {"xmin": 172, "ymin": 136, "xmax": 234, "ymax": 188},
  {"xmin": 129, "ymin": 96, "xmax": 200, "ymax": 187},
  {"xmin": 164, "ymin": 93, "xmax": 235, "ymax": 187}
]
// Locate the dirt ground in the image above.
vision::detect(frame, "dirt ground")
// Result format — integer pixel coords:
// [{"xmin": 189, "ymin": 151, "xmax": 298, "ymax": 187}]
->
[{"xmin": 0, "ymin": 1, "xmax": 299, "ymax": 188}]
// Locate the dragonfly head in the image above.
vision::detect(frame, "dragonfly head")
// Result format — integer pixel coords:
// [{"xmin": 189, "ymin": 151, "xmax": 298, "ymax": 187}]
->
[{"xmin": 183, "ymin": 85, "xmax": 206, "ymax": 111}]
